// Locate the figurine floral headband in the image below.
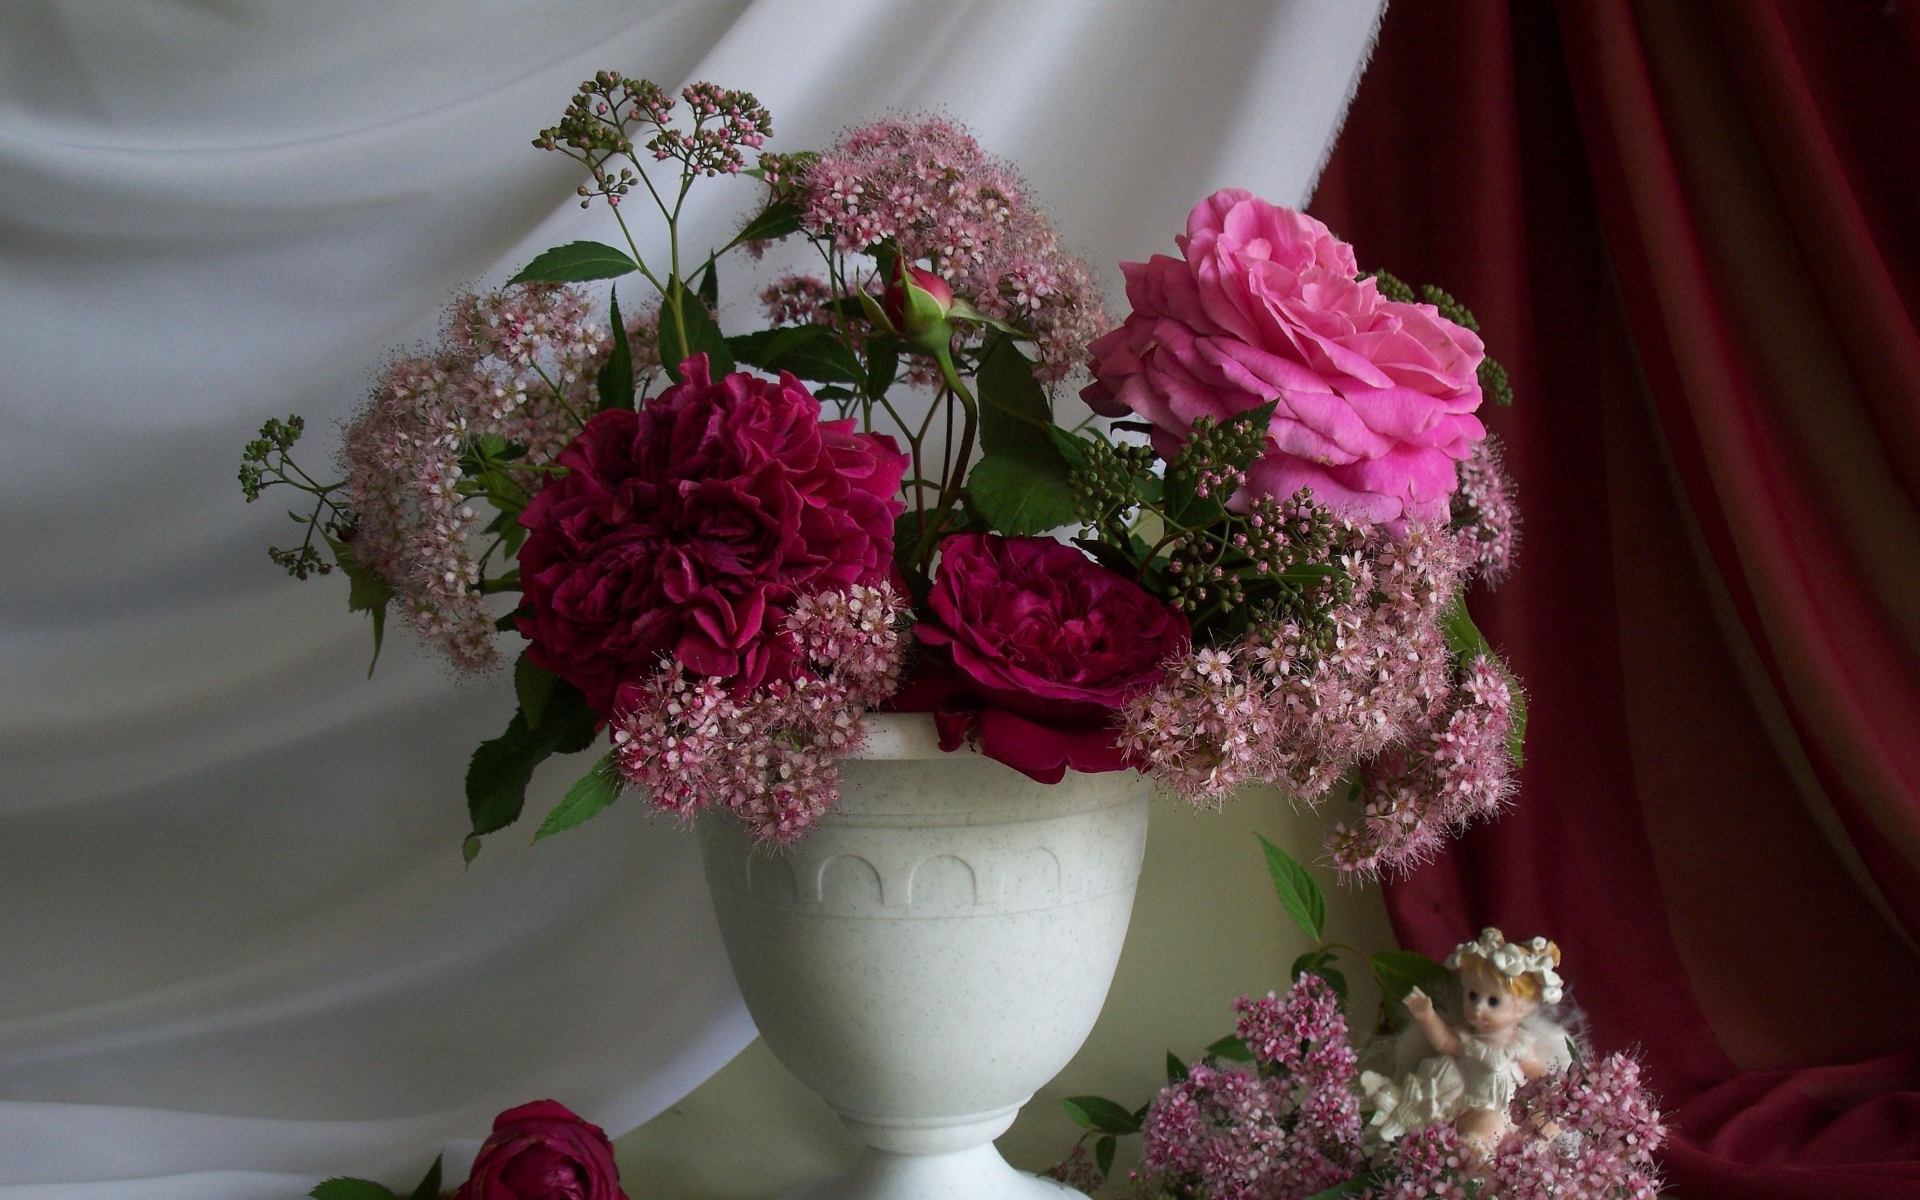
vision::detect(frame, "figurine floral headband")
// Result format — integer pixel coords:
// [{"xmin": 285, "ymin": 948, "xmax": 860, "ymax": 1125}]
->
[{"xmin": 1445, "ymin": 927, "xmax": 1564, "ymax": 1005}]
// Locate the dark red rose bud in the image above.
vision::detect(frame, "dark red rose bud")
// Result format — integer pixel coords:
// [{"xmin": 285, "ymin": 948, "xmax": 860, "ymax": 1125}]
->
[{"xmin": 453, "ymin": 1100, "xmax": 627, "ymax": 1200}]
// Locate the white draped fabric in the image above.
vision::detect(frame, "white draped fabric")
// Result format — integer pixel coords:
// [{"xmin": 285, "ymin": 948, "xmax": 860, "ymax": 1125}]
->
[{"xmin": 0, "ymin": 2, "xmax": 1383, "ymax": 1195}]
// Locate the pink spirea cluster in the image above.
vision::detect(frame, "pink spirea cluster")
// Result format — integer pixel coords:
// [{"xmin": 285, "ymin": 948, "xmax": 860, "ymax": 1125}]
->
[
  {"xmin": 802, "ymin": 116, "xmax": 1108, "ymax": 379},
  {"xmin": 759, "ymin": 273, "xmax": 837, "ymax": 327},
  {"xmin": 1451, "ymin": 435, "xmax": 1520, "ymax": 585},
  {"xmin": 339, "ymin": 285, "xmax": 640, "ymax": 670},
  {"xmin": 1141, "ymin": 976, "xmax": 1365, "ymax": 1200},
  {"xmin": 1355, "ymin": 1053, "xmax": 1666, "ymax": 1200},
  {"xmin": 1325, "ymin": 653, "xmax": 1517, "ymax": 878},
  {"xmin": 1121, "ymin": 526, "xmax": 1462, "ymax": 840},
  {"xmin": 610, "ymin": 583, "xmax": 909, "ymax": 844}
]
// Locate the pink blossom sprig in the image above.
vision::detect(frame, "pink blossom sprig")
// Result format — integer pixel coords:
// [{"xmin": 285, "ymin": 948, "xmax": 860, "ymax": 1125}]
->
[
  {"xmin": 339, "ymin": 284, "xmax": 637, "ymax": 670},
  {"xmin": 535, "ymin": 73, "xmax": 771, "ymax": 208},
  {"xmin": 803, "ymin": 115, "xmax": 1108, "ymax": 379},
  {"xmin": 1121, "ymin": 524, "xmax": 1470, "ymax": 872},
  {"xmin": 1324, "ymin": 654, "xmax": 1517, "ymax": 879},
  {"xmin": 1452, "ymin": 435, "xmax": 1520, "ymax": 585},
  {"xmin": 1140, "ymin": 975, "xmax": 1366, "ymax": 1200},
  {"xmin": 760, "ymin": 273, "xmax": 838, "ymax": 327},
  {"xmin": 610, "ymin": 583, "xmax": 910, "ymax": 844}
]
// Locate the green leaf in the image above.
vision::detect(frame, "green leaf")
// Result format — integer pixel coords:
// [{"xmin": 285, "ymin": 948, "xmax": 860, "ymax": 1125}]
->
[
  {"xmin": 1166, "ymin": 1050, "xmax": 1188, "ymax": 1082},
  {"xmin": 510, "ymin": 241, "xmax": 640, "ymax": 285},
  {"xmin": 695, "ymin": 260, "xmax": 719, "ymax": 312},
  {"xmin": 1507, "ymin": 669, "xmax": 1528, "ymax": 768},
  {"xmin": 1439, "ymin": 596, "xmax": 1525, "ymax": 766},
  {"xmin": 535, "ymin": 752, "xmax": 624, "ymax": 841},
  {"xmin": 659, "ymin": 282, "xmax": 732, "ymax": 379},
  {"xmin": 1439, "ymin": 593, "xmax": 1493, "ymax": 661},
  {"xmin": 1061, "ymin": 1097, "xmax": 1095, "ymax": 1130},
  {"xmin": 865, "ymin": 335, "xmax": 901, "ymax": 396},
  {"xmin": 1095, "ymin": 1134, "xmax": 1117, "ymax": 1180},
  {"xmin": 407, "ymin": 1157, "xmax": 443, "ymax": 1200},
  {"xmin": 310, "ymin": 1180, "xmax": 399, "ymax": 1200},
  {"xmin": 514, "ymin": 653, "xmax": 558, "ymax": 730},
  {"xmin": 727, "ymin": 325, "xmax": 863, "ymax": 385},
  {"xmin": 1319, "ymin": 967, "xmax": 1349, "ymax": 1006},
  {"xmin": 1304, "ymin": 1172, "xmax": 1379, "ymax": 1200},
  {"xmin": 1205, "ymin": 1034, "xmax": 1254, "ymax": 1062},
  {"xmin": 328, "ymin": 537, "xmax": 394, "ymax": 678},
  {"xmin": 732, "ymin": 198, "xmax": 805, "ymax": 246},
  {"xmin": 1062, "ymin": 1095, "xmax": 1142, "ymax": 1134},
  {"xmin": 596, "ymin": 289, "xmax": 635, "ymax": 412},
  {"xmin": 975, "ymin": 333, "xmax": 1055, "ymax": 455},
  {"xmin": 1291, "ymin": 949, "xmax": 1336, "ymax": 980},
  {"xmin": 464, "ymin": 682, "xmax": 598, "ymax": 844},
  {"xmin": 1048, "ymin": 426, "xmax": 1092, "ymax": 470},
  {"xmin": 462, "ymin": 834, "xmax": 483, "ymax": 865},
  {"xmin": 967, "ymin": 444, "xmax": 1078, "ymax": 536},
  {"xmin": 1258, "ymin": 832, "xmax": 1326, "ymax": 943},
  {"xmin": 1370, "ymin": 949, "xmax": 1454, "ymax": 1005}
]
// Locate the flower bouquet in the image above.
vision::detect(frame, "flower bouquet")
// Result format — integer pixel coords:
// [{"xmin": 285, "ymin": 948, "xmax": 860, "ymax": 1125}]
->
[
  {"xmin": 241, "ymin": 72, "xmax": 1529, "ymax": 1200},
  {"xmin": 241, "ymin": 72, "xmax": 1524, "ymax": 873}
]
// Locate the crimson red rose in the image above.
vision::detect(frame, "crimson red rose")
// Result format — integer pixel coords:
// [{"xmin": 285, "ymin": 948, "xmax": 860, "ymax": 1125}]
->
[
  {"xmin": 910, "ymin": 533, "xmax": 1188, "ymax": 782},
  {"xmin": 516, "ymin": 356, "xmax": 908, "ymax": 713},
  {"xmin": 453, "ymin": 1100, "xmax": 626, "ymax": 1200}
]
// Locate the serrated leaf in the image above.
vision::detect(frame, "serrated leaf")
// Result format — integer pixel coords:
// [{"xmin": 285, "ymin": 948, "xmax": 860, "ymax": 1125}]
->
[
  {"xmin": 596, "ymin": 289, "xmax": 635, "ymax": 412},
  {"xmin": 1205, "ymin": 1034, "xmax": 1254, "ymax": 1062},
  {"xmin": 1370, "ymin": 949, "xmax": 1453, "ymax": 1004},
  {"xmin": 1049, "ymin": 426, "xmax": 1092, "ymax": 470},
  {"xmin": 535, "ymin": 752, "xmax": 623, "ymax": 841},
  {"xmin": 1258, "ymin": 833, "xmax": 1326, "ymax": 943},
  {"xmin": 407, "ymin": 1157, "xmax": 443, "ymax": 1200},
  {"xmin": 1291, "ymin": 949, "xmax": 1336, "ymax": 980},
  {"xmin": 727, "ymin": 325, "xmax": 862, "ymax": 385},
  {"xmin": 967, "ymin": 444, "xmax": 1078, "ymax": 536},
  {"xmin": 695, "ymin": 260, "xmax": 719, "ymax": 312},
  {"xmin": 659, "ymin": 282, "xmax": 732, "ymax": 379},
  {"xmin": 310, "ymin": 1180, "xmax": 399, "ymax": 1200},
  {"xmin": 1319, "ymin": 967, "xmax": 1349, "ymax": 1007},
  {"xmin": 510, "ymin": 241, "xmax": 640, "ymax": 285},
  {"xmin": 1095, "ymin": 1134, "xmax": 1117, "ymax": 1180},
  {"xmin": 976, "ymin": 333, "xmax": 1054, "ymax": 455},
  {"xmin": 1063, "ymin": 1095, "xmax": 1142, "ymax": 1134},
  {"xmin": 1439, "ymin": 598, "xmax": 1525, "ymax": 766},
  {"xmin": 1439, "ymin": 593, "xmax": 1493, "ymax": 661},
  {"xmin": 328, "ymin": 537, "xmax": 394, "ymax": 678},
  {"xmin": 1304, "ymin": 1173, "xmax": 1378, "ymax": 1200},
  {"xmin": 865, "ymin": 335, "xmax": 900, "ymax": 396},
  {"xmin": 733, "ymin": 198, "xmax": 804, "ymax": 245},
  {"xmin": 1166, "ymin": 1050, "xmax": 1188, "ymax": 1082},
  {"xmin": 465, "ymin": 682, "xmax": 598, "ymax": 842},
  {"xmin": 514, "ymin": 653, "xmax": 557, "ymax": 730}
]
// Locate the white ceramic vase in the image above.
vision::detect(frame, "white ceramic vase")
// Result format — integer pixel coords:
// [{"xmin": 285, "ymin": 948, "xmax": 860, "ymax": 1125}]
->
[{"xmin": 698, "ymin": 712, "xmax": 1152, "ymax": 1200}]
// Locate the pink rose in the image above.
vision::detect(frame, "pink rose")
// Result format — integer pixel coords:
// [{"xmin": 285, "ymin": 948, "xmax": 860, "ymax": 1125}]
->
[
  {"xmin": 908, "ymin": 533, "xmax": 1188, "ymax": 783},
  {"xmin": 453, "ymin": 1100, "xmax": 626, "ymax": 1200},
  {"xmin": 516, "ymin": 356, "xmax": 907, "ymax": 713},
  {"xmin": 1084, "ymin": 190, "xmax": 1486, "ymax": 526}
]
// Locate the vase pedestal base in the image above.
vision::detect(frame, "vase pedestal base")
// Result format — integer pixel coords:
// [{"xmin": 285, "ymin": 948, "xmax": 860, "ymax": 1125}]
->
[{"xmin": 781, "ymin": 1143, "xmax": 1083, "ymax": 1200}]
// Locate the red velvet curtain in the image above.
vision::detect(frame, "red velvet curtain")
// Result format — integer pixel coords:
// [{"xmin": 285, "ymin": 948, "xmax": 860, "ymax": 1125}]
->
[{"xmin": 1309, "ymin": 2, "xmax": 1920, "ymax": 1195}]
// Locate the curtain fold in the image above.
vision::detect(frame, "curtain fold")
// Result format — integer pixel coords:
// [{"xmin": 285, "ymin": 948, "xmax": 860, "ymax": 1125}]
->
[{"xmin": 1311, "ymin": 1, "xmax": 1920, "ymax": 1195}]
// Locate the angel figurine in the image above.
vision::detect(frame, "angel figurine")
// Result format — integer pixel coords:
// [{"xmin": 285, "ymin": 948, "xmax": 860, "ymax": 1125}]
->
[{"xmin": 1360, "ymin": 928, "xmax": 1575, "ymax": 1151}]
